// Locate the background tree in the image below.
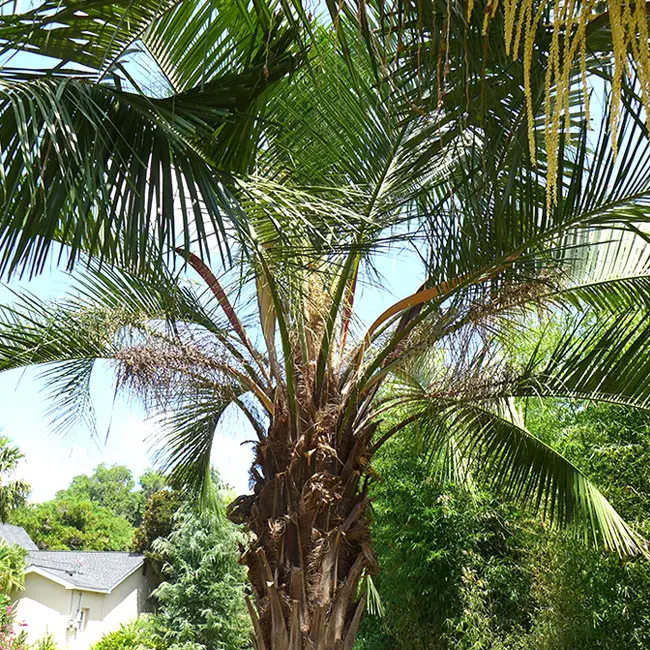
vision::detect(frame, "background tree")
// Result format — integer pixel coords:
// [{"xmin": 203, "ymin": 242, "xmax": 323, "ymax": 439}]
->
[
  {"xmin": 152, "ymin": 507, "xmax": 251, "ymax": 650},
  {"xmin": 0, "ymin": 437, "xmax": 29, "ymax": 522},
  {"xmin": 60, "ymin": 464, "xmax": 139, "ymax": 524},
  {"xmin": 132, "ymin": 489, "xmax": 183, "ymax": 580},
  {"xmin": 10, "ymin": 497, "xmax": 133, "ymax": 551},
  {"xmin": 60, "ymin": 464, "xmax": 166, "ymax": 526},
  {"xmin": 8, "ymin": 464, "xmax": 165, "ymax": 550},
  {"xmin": 136, "ymin": 470, "xmax": 168, "ymax": 522}
]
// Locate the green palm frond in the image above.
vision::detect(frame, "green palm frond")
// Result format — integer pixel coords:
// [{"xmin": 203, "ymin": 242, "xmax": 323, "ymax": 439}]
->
[
  {"xmin": 0, "ymin": 1, "xmax": 301, "ymax": 278},
  {"xmin": 0, "ymin": 0, "xmax": 300, "ymax": 91},
  {"xmin": 0, "ymin": 0, "xmax": 182, "ymax": 73},
  {"xmin": 152, "ymin": 388, "xmax": 244, "ymax": 505},
  {"xmin": 0, "ymin": 262, "xmax": 259, "ymax": 433},
  {"xmin": 421, "ymin": 399, "xmax": 645, "ymax": 555},
  {"xmin": 510, "ymin": 309, "xmax": 650, "ymax": 410},
  {"xmin": 0, "ymin": 78, "xmax": 224, "ymax": 276}
]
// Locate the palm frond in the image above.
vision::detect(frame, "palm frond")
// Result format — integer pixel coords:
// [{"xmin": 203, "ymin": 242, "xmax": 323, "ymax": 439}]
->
[
  {"xmin": 152, "ymin": 386, "xmax": 247, "ymax": 505},
  {"xmin": 0, "ymin": 1, "xmax": 301, "ymax": 278},
  {"xmin": 411, "ymin": 399, "xmax": 645, "ymax": 555},
  {"xmin": 0, "ymin": 261, "xmax": 261, "ymax": 435},
  {"xmin": 509, "ymin": 310, "xmax": 650, "ymax": 410}
]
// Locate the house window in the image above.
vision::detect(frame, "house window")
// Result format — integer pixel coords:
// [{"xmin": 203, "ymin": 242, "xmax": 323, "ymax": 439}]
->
[{"xmin": 79, "ymin": 608, "xmax": 89, "ymax": 631}]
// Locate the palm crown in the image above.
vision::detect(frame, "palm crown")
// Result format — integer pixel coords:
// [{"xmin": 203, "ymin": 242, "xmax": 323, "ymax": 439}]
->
[{"xmin": 1, "ymin": 1, "xmax": 650, "ymax": 648}]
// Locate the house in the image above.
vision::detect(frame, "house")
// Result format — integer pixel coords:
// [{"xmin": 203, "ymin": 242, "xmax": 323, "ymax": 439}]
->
[{"xmin": 0, "ymin": 523, "xmax": 151, "ymax": 649}]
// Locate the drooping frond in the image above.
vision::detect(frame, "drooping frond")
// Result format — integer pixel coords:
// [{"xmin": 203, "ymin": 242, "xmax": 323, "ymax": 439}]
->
[
  {"xmin": 420, "ymin": 399, "xmax": 645, "ymax": 555},
  {"xmin": 510, "ymin": 309, "xmax": 650, "ymax": 409},
  {"xmin": 151, "ymin": 388, "xmax": 245, "ymax": 506},
  {"xmin": 0, "ymin": 263, "xmax": 265, "ymax": 437},
  {"xmin": 372, "ymin": 345, "xmax": 645, "ymax": 555},
  {"xmin": 0, "ymin": 1, "xmax": 301, "ymax": 278}
]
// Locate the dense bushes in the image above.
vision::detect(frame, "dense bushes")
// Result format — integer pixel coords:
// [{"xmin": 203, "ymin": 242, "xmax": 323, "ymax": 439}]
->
[
  {"xmin": 356, "ymin": 401, "xmax": 650, "ymax": 650},
  {"xmin": 355, "ymin": 438, "xmax": 535, "ymax": 650},
  {"xmin": 91, "ymin": 616, "xmax": 161, "ymax": 650}
]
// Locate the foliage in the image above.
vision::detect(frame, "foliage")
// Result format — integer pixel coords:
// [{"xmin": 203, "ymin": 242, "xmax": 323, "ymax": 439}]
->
[
  {"xmin": 60, "ymin": 464, "xmax": 166, "ymax": 526},
  {"xmin": 8, "ymin": 464, "xmax": 167, "ymax": 550},
  {"xmin": 90, "ymin": 616, "xmax": 161, "ymax": 650},
  {"xmin": 30, "ymin": 634, "xmax": 59, "ymax": 650},
  {"xmin": 0, "ymin": 542, "xmax": 26, "ymax": 594},
  {"xmin": 132, "ymin": 489, "xmax": 182, "ymax": 579},
  {"xmin": 358, "ymin": 401, "xmax": 650, "ymax": 650},
  {"xmin": 60, "ymin": 464, "xmax": 137, "ymax": 523},
  {"xmin": 356, "ymin": 435, "xmax": 535, "ymax": 650},
  {"xmin": 10, "ymin": 496, "xmax": 133, "ymax": 551},
  {"xmin": 521, "ymin": 402, "xmax": 650, "ymax": 650},
  {"xmin": 138, "ymin": 471, "xmax": 167, "ymax": 510},
  {"xmin": 152, "ymin": 507, "xmax": 251, "ymax": 650},
  {"xmin": 0, "ymin": 437, "xmax": 29, "ymax": 522},
  {"xmin": 0, "ymin": 594, "xmax": 27, "ymax": 650}
]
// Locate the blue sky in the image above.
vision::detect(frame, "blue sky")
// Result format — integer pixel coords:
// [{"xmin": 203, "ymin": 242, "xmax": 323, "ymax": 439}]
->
[{"xmin": 0, "ymin": 251, "xmax": 422, "ymax": 502}]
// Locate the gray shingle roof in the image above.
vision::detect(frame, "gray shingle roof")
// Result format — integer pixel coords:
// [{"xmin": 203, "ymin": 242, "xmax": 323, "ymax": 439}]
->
[
  {"xmin": 0, "ymin": 524, "xmax": 38, "ymax": 550},
  {"xmin": 27, "ymin": 551, "xmax": 144, "ymax": 593},
  {"xmin": 0, "ymin": 523, "xmax": 144, "ymax": 593}
]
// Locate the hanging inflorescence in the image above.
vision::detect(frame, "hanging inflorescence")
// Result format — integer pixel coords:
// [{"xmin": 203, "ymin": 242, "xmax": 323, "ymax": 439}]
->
[{"xmin": 476, "ymin": 0, "xmax": 650, "ymax": 204}]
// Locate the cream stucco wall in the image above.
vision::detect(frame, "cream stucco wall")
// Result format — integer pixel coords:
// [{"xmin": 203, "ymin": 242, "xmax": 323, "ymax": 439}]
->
[
  {"xmin": 13, "ymin": 573, "xmax": 72, "ymax": 646},
  {"xmin": 14, "ymin": 568, "xmax": 149, "ymax": 649}
]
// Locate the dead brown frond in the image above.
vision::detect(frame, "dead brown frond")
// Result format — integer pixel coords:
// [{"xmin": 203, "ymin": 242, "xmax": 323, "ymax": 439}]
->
[{"xmin": 115, "ymin": 337, "xmax": 237, "ymax": 410}]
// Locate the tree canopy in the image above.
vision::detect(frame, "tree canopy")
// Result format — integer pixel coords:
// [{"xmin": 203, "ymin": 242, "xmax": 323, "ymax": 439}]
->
[
  {"xmin": 10, "ymin": 497, "xmax": 133, "ymax": 551},
  {"xmin": 59, "ymin": 464, "xmax": 166, "ymax": 526},
  {"xmin": 9, "ymin": 464, "xmax": 164, "ymax": 551}
]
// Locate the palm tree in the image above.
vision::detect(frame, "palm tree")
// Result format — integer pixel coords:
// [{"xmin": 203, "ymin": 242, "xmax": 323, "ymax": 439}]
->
[
  {"xmin": 0, "ymin": 437, "xmax": 29, "ymax": 522},
  {"xmin": 2, "ymin": 1, "xmax": 650, "ymax": 649}
]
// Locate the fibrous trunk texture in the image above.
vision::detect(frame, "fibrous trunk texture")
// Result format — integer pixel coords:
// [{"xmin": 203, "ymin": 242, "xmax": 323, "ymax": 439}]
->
[{"xmin": 228, "ymin": 396, "xmax": 376, "ymax": 650}]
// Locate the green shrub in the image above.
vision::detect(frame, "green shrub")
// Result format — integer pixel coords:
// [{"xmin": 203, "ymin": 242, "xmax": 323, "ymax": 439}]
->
[
  {"xmin": 30, "ymin": 634, "xmax": 59, "ymax": 650},
  {"xmin": 0, "ymin": 542, "xmax": 26, "ymax": 594},
  {"xmin": 90, "ymin": 616, "xmax": 161, "ymax": 650}
]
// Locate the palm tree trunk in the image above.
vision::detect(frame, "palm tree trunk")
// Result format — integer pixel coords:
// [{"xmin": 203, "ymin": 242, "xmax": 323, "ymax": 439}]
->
[{"xmin": 229, "ymin": 405, "xmax": 376, "ymax": 649}]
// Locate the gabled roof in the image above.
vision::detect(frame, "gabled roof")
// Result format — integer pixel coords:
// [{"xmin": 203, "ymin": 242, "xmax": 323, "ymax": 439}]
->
[
  {"xmin": 0, "ymin": 522, "xmax": 144, "ymax": 594},
  {"xmin": 26, "ymin": 551, "xmax": 145, "ymax": 594},
  {"xmin": 0, "ymin": 524, "xmax": 38, "ymax": 550}
]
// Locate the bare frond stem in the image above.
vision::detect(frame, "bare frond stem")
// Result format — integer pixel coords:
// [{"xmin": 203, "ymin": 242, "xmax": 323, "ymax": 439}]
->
[
  {"xmin": 370, "ymin": 410, "xmax": 426, "ymax": 454},
  {"xmin": 175, "ymin": 247, "xmax": 271, "ymax": 387}
]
